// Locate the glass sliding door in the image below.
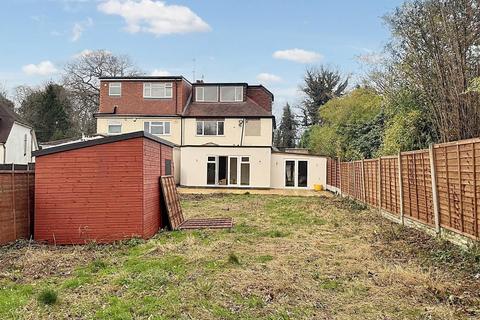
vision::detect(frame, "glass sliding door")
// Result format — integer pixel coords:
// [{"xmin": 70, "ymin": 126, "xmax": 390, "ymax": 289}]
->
[
  {"xmin": 240, "ymin": 157, "xmax": 250, "ymax": 186},
  {"xmin": 285, "ymin": 160, "xmax": 295, "ymax": 187},
  {"xmin": 297, "ymin": 161, "xmax": 308, "ymax": 187},
  {"xmin": 229, "ymin": 157, "xmax": 238, "ymax": 185},
  {"xmin": 207, "ymin": 156, "xmax": 216, "ymax": 185},
  {"xmin": 285, "ymin": 160, "xmax": 308, "ymax": 188}
]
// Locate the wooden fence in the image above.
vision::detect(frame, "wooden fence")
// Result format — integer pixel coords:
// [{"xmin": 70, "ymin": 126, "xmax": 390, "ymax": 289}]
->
[
  {"xmin": 326, "ymin": 138, "xmax": 480, "ymax": 242},
  {"xmin": 0, "ymin": 164, "xmax": 35, "ymax": 245}
]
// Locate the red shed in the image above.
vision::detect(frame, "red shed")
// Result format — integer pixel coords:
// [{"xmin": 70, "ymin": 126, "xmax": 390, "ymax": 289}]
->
[{"xmin": 33, "ymin": 131, "xmax": 175, "ymax": 244}]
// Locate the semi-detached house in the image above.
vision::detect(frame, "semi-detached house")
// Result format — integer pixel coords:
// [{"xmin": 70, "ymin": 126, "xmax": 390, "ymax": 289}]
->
[{"xmin": 95, "ymin": 76, "xmax": 326, "ymax": 189}]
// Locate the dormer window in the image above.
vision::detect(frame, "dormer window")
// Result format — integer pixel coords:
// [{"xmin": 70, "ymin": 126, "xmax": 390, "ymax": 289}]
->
[
  {"xmin": 220, "ymin": 86, "xmax": 243, "ymax": 102},
  {"xmin": 196, "ymin": 86, "xmax": 218, "ymax": 102},
  {"xmin": 143, "ymin": 82, "xmax": 173, "ymax": 99}
]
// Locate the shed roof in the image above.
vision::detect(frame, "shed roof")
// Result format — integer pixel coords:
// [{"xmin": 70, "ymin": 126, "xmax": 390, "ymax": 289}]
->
[{"xmin": 33, "ymin": 131, "xmax": 177, "ymax": 157}]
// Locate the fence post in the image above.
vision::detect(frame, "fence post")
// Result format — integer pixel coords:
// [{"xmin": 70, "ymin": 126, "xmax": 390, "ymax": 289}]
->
[
  {"xmin": 429, "ymin": 144, "xmax": 441, "ymax": 234},
  {"xmin": 398, "ymin": 152, "xmax": 404, "ymax": 225},
  {"xmin": 361, "ymin": 159, "xmax": 366, "ymax": 203},
  {"xmin": 11, "ymin": 164, "xmax": 16, "ymax": 241},
  {"xmin": 377, "ymin": 158, "xmax": 382, "ymax": 211}
]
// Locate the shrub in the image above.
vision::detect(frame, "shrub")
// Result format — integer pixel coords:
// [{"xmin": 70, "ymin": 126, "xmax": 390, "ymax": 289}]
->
[{"xmin": 37, "ymin": 289, "xmax": 58, "ymax": 305}]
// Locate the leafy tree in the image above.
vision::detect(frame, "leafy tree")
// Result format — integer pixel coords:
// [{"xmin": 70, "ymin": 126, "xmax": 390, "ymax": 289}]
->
[
  {"xmin": 274, "ymin": 103, "xmax": 298, "ymax": 148},
  {"xmin": 300, "ymin": 66, "xmax": 349, "ymax": 126},
  {"xmin": 63, "ymin": 50, "xmax": 142, "ymax": 134},
  {"xmin": 308, "ymin": 88, "xmax": 383, "ymax": 160},
  {"xmin": 384, "ymin": 0, "xmax": 480, "ymax": 142},
  {"xmin": 18, "ymin": 83, "xmax": 75, "ymax": 142},
  {"xmin": 0, "ymin": 92, "xmax": 14, "ymax": 111}
]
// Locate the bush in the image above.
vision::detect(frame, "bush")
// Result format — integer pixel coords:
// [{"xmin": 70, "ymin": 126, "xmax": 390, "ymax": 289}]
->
[{"xmin": 38, "ymin": 289, "xmax": 58, "ymax": 305}]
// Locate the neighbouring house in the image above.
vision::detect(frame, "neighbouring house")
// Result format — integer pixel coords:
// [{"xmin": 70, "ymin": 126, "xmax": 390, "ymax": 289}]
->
[
  {"xmin": 0, "ymin": 102, "xmax": 38, "ymax": 164},
  {"xmin": 33, "ymin": 131, "xmax": 174, "ymax": 244},
  {"xmin": 95, "ymin": 76, "xmax": 327, "ymax": 189}
]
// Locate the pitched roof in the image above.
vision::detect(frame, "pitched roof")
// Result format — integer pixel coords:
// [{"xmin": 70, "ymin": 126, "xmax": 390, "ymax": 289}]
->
[
  {"xmin": 0, "ymin": 102, "xmax": 31, "ymax": 144},
  {"xmin": 182, "ymin": 97, "xmax": 272, "ymax": 118}
]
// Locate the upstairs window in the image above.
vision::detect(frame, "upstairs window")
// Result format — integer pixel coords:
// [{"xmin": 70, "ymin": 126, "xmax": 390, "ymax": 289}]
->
[
  {"xmin": 108, "ymin": 123, "xmax": 122, "ymax": 134},
  {"xmin": 196, "ymin": 120, "xmax": 224, "ymax": 136},
  {"xmin": 220, "ymin": 86, "xmax": 243, "ymax": 102},
  {"xmin": 196, "ymin": 86, "xmax": 218, "ymax": 102},
  {"xmin": 144, "ymin": 121, "xmax": 171, "ymax": 135},
  {"xmin": 143, "ymin": 82, "xmax": 173, "ymax": 99},
  {"xmin": 108, "ymin": 82, "xmax": 121, "ymax": 96}
]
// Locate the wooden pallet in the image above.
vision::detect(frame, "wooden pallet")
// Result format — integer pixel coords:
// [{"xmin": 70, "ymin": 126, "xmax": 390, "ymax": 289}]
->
[{"xmin": 160, "ymin": 176, "xmax": 233, "ymax": 230}]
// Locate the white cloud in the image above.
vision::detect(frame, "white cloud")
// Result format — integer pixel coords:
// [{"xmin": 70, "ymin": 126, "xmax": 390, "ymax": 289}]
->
[
  {"xmin": 273, "ymin": 48, "xmax": 323, "ymax": 63},
  {"xmin": 97, "ymin": 0, "xmax": 211, "ymax": 36},
  {"xmin": 22, "ymin": 61, "xmax": 58, "ymax": 76},
  {"xmin": 71, "ymin": 17, "xmax": 93, "ymax": 42},
  {"xmin": 150, "ymin": 69, "xmax": 171, "ymax": 76},
  {"xmin": 256, "ymin": 73, "xmax": 282, "ymax": 84}
]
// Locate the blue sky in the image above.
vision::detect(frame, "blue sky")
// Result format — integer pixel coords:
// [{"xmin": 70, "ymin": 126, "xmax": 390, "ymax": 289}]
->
[{"xmin": 0, "ymin": 0, "xmax": 403, "ymax": 116}]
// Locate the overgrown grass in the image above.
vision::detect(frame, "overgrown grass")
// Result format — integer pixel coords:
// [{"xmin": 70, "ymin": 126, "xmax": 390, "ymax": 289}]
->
[{"xmin": 0, "ymin": 193, "xmax": 478, "ymax": 319}]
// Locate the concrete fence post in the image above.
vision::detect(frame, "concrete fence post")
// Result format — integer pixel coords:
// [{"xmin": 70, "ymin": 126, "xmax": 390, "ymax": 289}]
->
[
  {"xmin": 429, "ymin": 144, "xmax": 441, "ymax": 234},
  {"xmin": 398, "ymin": 152, "xmax": 404, "ymax": 225}
]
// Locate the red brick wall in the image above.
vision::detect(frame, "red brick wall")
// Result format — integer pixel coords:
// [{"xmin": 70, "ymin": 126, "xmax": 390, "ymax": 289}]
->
[
  {"xmin": 142, "ymin": 139, "xmax": 162, "ymax": 238},
  {"xmin": 247, "ymin": 87, "xmax": 273, "ymax": 112},
  {"xmin": 35, "ymin": 138, "xmax": 145, "ymax": 244},
  {"xmin": 99, "ymin": 80, "xmax": 190, "ymax": 115}
]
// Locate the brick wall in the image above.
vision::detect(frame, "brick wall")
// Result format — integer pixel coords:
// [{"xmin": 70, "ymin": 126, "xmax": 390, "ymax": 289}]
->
[{"xmin": 99, "ymin": 80, "xmax": 190, "ymax": 115}]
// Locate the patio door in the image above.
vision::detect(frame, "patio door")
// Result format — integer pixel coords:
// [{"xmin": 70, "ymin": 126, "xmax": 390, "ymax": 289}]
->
[
  {"xmin": 285, "ymin": 160, "xmax": 308, "ymax": 188},
  {"xmin": 207, "ymin": 156, "xmax": 250, "ymax": 186}
]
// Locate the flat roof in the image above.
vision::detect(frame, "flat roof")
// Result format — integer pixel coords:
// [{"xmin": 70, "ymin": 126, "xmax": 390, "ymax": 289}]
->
[
  {"xmin": 99, "ymin": 76, "xmax": 191, "ymax": 84},
  {"xmin": 33, "ymin": 131, "xmax": 178, "ymax": 157}
]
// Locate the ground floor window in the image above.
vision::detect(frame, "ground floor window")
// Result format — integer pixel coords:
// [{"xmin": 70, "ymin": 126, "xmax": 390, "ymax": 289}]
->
[
  {"xmin": 285, "ymin": 160, "xmax": 308, "ymax": 188},
  {"xmin": 206, "ymin": 155, "xmax": 250, "ymax": 186}
]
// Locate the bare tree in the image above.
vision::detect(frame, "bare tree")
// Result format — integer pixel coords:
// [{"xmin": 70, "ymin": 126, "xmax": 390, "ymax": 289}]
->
[
  {"xmin": 300, "ymin": 66, "xmax": 349, "ymax": 126},
  {"xmin": 63, "ymin": 50, "xmax": 142, "ymax": 134},
  {"xmin": 384, "ymin": 0, "xmax": 480, "ymax": 142}
]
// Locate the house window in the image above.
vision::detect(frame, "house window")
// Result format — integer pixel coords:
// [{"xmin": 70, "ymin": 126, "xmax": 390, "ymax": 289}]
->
[
  {"xmin": 108, "ymin": 123, "xmax": 122, "ymax": 134},
  {"xmin": 245, "ymin": 119, "xmax": 261, "ymax": 136},
  {"xmin": 23, "ymin": 134, "xmax": 27, "ymax": 156},
  {"xmin": 165, "ymin": 159, "xmax": 172, "ymax": 176},
  {"xmin": 196, "ymin": 120, "xmax": 224, "ymax": 136},
  {"xmin": 144, "ymin": 121, "xmax": 171, "ymax": 135},
  {"xmin": 220, "ymin": 86, "xmax": 243, "ymax": 102},
  {"xmin": 285, "ymin": 160, "xmax": 308, "ymax": 188},
  {"xmin": 196, "ymin": 86, "xmax": 218, "ymax": 102},
  {"xmin": 108, "ymin": 83, "xmax": 121, "ymax": 96},
  {"xmin": 143, "ymin": 82, "xmax": 173, "ymax": 98}
]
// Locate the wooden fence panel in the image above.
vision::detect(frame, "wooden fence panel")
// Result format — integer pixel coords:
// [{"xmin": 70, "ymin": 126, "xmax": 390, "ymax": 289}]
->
[
  {"xmin": 327, "ymin": 158, "xmax": 340, "ymax": 189},
  {"xmin": 380, "ymin": 157, "xmax": 400, "ymax": 216},
  {"xmin": 0, "ymin": 167, "xmax": 34, "ymax": 245},
  {"xmin": 434, "ymin": 141, "xmax": 480, "ymax": 238},
  {"xmin": 401, "ymin": 150, "xmax": 435, "ymax": 226},
  {"xmin": 364, "ymin": 159, "xmax": 379, "ymax": 207},
  {"xmin": 340, "ymin": 162, "xmax": 350, "ymax": 196}
]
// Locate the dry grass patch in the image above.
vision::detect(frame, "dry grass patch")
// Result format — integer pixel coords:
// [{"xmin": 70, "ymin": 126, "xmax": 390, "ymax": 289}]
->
[{"xmin": 0, "ymin": 193, "xmax": 478, "ymax": 319}]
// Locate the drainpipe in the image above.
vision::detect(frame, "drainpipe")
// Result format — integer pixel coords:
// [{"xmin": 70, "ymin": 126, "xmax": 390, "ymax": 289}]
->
[
  {"xmin": 239, "ymin": 118, "xmax": 245, "ymax": 146},
  {"xmin": 1, "ymin": 143, "xmax": 5, "ymax": 164}
]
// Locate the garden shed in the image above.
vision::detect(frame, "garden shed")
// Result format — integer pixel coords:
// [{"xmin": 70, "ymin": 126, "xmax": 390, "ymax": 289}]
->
[{"xmin": 32, "ymin": 131, "xmax": 175, "ymax": 244}]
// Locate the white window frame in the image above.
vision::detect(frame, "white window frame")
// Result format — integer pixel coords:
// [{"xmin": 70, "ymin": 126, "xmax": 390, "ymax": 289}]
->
[
  {"xmin": 195, "ymin": 86, "xmax": 219, "ymax": 102},
  {"xmin": 196, "ymin": 120, "xmax": 225, "ymax": 136},
  {"xmin": 108, "ymin": 82, "xmax": 121, "ymax": 96},
  {"xmin": 108, "ymin": 122, "xmax": 122, "ymax": 134},
  {"xmin": 143, "ymin": 82, "xmax": 173, "ymax": 99},
  {"xmin": 144, "ymin": 121, "xmax": 171, "ymax": 135},
  {"xmin": 220, "ymin": 86, "xmax": 243, "ymax": 102}
]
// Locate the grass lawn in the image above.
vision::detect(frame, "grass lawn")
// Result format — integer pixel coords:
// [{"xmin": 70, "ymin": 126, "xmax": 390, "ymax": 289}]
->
[{"xmin": 0, "ymin": 193, "xmax": 479, "ymax": 319}]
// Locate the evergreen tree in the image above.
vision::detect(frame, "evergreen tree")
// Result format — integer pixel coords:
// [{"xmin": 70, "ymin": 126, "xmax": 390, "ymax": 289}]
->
[
  {"xmin": 275, "ymin": 103, "xmax": 298, "ymax": 148},
  {"xmin": 19, "ymin": 83, "xmax": 74, "ymax": 142}
]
